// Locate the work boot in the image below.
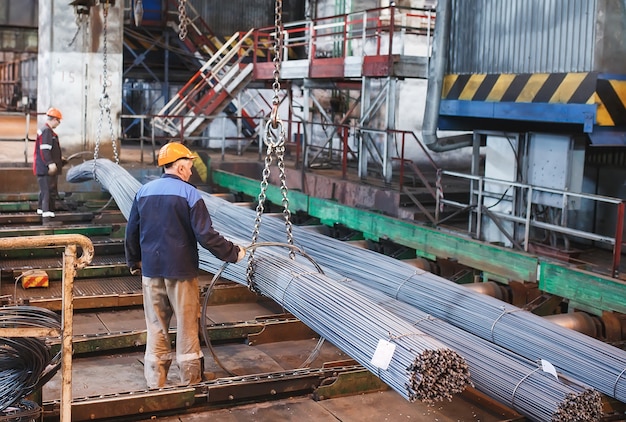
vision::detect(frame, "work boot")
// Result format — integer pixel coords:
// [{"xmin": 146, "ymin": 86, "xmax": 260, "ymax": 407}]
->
[
  {"xmin": 179, "ymin": 358, "xmax": 203, "ymax": 385},
  {"xmin": 144, "ymin": 358, "xmax": 171, "ymax": 388}
]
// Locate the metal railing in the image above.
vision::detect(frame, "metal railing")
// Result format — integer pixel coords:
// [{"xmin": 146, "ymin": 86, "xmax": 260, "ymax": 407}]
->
[
  {"xmin": 0, "ymin": 234, "xmax": 94, "ymax": 422},
  {"xmin": 252, "ymin": 5, "xmax": 436, "ymax": 65},
  {"xmin": 437, "ymin": 170, "xmax": 626, "ymax": 277},
  {"xmin": 121, "ymin": 113, "xmax": 266, "ymax": 161}
]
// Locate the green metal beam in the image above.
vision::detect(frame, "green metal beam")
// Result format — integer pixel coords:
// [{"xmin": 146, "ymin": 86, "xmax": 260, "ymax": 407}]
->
[
  {"xmin": 50, "ymin": 322, "xmax": 271, "ymax": 356},
  {"xmin": 0, "ymin": 202, "xmax": 31, "ymax": 212},
  {"xmin": 0, "ymin": 225, "xmax": 113, "ymax": 238},
  {"xmin": 212, "ymin": 171, "xmax": 310, "ymax": 212},
  {"xmin": 539, "ymin": 262, "xmax": 626, "ymax": 316},
  {"xmin": 211, "ymin": 170, "xmax": 626, "ymax": 314},
  {"xmin": 213, "ymin": 170, "xmax": 538, "ymax": 282}
]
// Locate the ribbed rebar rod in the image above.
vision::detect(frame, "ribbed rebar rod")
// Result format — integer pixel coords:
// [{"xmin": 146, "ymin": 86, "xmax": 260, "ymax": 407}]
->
[{"xmin": 67, "ymin": 159, "xmax": 626, "ymax": 407}]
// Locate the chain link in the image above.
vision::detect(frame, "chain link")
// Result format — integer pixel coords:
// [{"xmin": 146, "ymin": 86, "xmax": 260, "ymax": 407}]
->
[
  {"xmin": 94, "ymin": 1, "xmax": 120, "ymax": 181},
  {"xmin": 246, "ymin": 0, "xmax": 294, "ymax": 290},
  {"xmin": 178, "ymin": 0, "xmax": 188, "ymax": 40},
  {"xmin": 245, "ymin": 150, "xmax": 273, "ymax": 290},
  {"xmin": 68, "ymin": 7, "xmax": 88, "ymax": 48},
  {"xmin": 270, "ymin": 0, "xmax": 283, "ymax": 128}
]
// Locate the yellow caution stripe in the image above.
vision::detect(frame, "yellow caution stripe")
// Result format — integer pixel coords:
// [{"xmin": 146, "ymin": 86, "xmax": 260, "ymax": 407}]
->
[{"xmin": 443, "ymin": 73, "xmax": 626, "ymax": 127}]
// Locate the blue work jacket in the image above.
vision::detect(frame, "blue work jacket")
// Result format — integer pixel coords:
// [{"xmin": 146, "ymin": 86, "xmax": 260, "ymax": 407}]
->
[{"xmin": 125, "ymin": 174, "xmax": 239, "ymax": 278}]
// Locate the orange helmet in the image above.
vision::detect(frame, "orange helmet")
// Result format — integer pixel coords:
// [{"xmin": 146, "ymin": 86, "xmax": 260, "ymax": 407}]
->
[
  {"xmin": 157, "ymin": 142, "xmax": 197, "ymax": 166},
  {"xmin": 46, "ymin": 107, "xmax": 62, "ymax": 120}
]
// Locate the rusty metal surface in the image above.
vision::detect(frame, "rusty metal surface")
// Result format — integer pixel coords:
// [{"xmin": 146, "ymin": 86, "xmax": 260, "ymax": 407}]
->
[
  {"xmin": 313, "ymin": 369, "xmax": 388, "ymax": 400},
  {"xmin": 248, "ymin": 319, "xmax": 318, "ymax": 346},
  {"xmin": 0, "ymin": 254, "xmax": 124, "ymax": 271},
  {"xmin": 72, "ymin": 388, "xmax": 197, "ymax": 421},
  {"xmin": 5, "ymin": 276, "xmax": 142, "ymax": 301}
]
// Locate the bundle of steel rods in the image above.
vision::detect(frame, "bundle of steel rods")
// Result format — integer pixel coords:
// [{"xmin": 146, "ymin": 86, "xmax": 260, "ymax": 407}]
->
[
  {"xmin": 67, "ymin": 159, "xmax": 626, "ymax": 408},
  {"xmin": 68, "ymin": 160, "xmax": 470, "ymax": 403},
  {"xmin": 201, "ymin": 181, "xmax": 626, "ymax": 406},
  {"xmin": 339, "ymin": 279, "xmax": 603, "ymax": 421},
  {"xmin": 0, "ymin": 306, "xmax": 61, "ymax": 411},
  {"xmin": 245, "ymin": 253, "xmax": 471, "ymax": 403}
]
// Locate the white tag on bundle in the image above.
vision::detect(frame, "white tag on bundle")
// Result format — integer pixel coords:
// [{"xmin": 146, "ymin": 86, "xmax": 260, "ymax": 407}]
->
[
  {"xmin": 371, "ymin": 339, "xmax": 396, "ymax": 370},
  {"xmin": 541, "ymin": 359, "xmax": 559, "ymax": 380}
]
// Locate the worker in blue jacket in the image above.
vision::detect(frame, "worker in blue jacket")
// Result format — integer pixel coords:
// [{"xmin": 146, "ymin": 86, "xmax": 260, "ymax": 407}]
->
[{"xmin": 125, "ymin": 142, "xmax": 246, "ymax": 388}]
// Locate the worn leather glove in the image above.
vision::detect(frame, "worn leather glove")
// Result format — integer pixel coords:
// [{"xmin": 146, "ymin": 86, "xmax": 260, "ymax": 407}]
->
[
  {"xmin": 47, "ymin": 163, "xmax": 58, "ymax": 176},
  {"xmin": 129, "ymin": 263, "xmax": 142, "ymax": 276},
  {"xmin": 236, "ymin": 246, "xmax": 246, "ymax": 263}
]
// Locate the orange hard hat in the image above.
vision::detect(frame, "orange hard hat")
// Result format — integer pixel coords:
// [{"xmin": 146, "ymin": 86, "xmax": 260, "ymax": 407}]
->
[
  {"xmin": 46, "ymin": 107, "xmax": 62, "ymax": 120},
  {"xmin": 157, "ymin": 142, "xmax": 197, "ymax": 166}
]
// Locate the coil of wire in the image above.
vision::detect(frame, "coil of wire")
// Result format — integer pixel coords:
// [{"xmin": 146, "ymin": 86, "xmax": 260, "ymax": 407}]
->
[{"xmin": 0, "ymin": 306, "xmax": 61, "ymax": 413}]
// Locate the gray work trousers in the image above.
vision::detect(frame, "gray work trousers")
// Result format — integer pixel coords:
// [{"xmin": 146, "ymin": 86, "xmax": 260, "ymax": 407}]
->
[
  {"xmin": 37, "ymin": 174, "xmax": 58, "ymax": 212},
  {"xmin": 142, "ymin": 276, "xmax": 203, "ymax": 388}
]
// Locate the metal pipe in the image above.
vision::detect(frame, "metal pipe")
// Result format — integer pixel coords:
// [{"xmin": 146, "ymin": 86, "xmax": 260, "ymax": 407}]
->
[
  {"xmin": 544, "ymin": 313, "xmax": 600, "ymax": 339},
  {"xmin": 464, "ymin": 281, "xmax": 507, "ymax": 301},
  {"xmin": 421, "ymin": 0, "xmax": 472, "ymax": 152},
  {"xmin": 0, "ymin": 234, "xmax": 94, "ymax": 422}
]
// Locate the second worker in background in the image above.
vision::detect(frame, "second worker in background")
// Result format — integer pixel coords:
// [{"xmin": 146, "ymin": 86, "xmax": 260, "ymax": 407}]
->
[{"xmin": 33, "ymin": 107, "xmax": 64, "ymax": 219}]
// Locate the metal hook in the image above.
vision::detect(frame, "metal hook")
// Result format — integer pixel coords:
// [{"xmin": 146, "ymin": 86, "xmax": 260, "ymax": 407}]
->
[
  {"xmin": 269, "ymin": 104, "xmax": 280, "ymax": 129},
  {"xmin": 264, "ymin": 119, "xmax": 285, "ymax": 148}
]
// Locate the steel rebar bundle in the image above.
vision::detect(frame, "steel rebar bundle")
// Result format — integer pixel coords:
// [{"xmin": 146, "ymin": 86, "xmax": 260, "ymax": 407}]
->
[
  {"xmin": 239, "ymin": 251, "xmax": 471, "ymax": 403},
  {"xmin": 339, "ymin": 279, "xmax": 603, "ymax": 422},
  {"xmin": 199, "ymin": 238, "xmax": 603, "ymax": 421},
  {"xmin": 68, "ymin": 159, "xmax": 470, "ymax": 403},
  {"xmin": 67, "ymin": 159, "xmax": 626, "ymax": 408}
]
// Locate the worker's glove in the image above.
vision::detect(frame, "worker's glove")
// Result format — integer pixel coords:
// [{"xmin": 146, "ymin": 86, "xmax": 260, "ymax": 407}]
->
[
  {"xmin": 236, "ymin": 245, "xmax": 247, "ymax": 263},
  {"xmin": 47, "ymin": 163, "xmax": 58, "ymax": 176},
  {"xmin": 129, "ymin": 263, "xmax": 142, "ymax": 276},
  {"xmin": 61, "ymin": 156, "xmax": 68, "ymax": 166}
]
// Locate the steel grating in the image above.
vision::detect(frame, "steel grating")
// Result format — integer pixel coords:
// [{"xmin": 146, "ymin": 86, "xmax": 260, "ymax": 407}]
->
[
  {"xmin": 5, "ymin": 277, "xmax": 142, "ymax": 301},
  {"xmin": 0, "ymin": 255, "xmax": 126, "ymax": 271}
]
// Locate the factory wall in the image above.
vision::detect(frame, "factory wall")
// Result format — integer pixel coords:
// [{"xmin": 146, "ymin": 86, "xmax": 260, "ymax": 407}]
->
[
  {"xmin": 37, "ymin": 1, "xmax": 123, "ymax": 157},
  {"xmin": 190, "ymin": 0, "xmax": 306, "ymax": 39},
  {"xmin": 448, "ymin": 0, "xmax": 596, "ymax": 74}
]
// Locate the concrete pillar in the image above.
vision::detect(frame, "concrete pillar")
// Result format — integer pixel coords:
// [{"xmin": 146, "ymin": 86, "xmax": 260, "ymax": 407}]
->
[{"xmin": 38, "ymin": 1, "xmax": 122, "ymax": 158}]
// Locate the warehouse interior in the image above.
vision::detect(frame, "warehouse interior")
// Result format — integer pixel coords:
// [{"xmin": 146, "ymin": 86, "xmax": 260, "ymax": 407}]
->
[{"xmin": 1, "ymin": 0, "xmax": 626, "ymax": 421}]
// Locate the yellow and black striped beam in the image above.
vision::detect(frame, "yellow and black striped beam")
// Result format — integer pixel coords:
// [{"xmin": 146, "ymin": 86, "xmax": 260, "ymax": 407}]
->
[{"xmin": 442, "ymin": 73, "xmax": 626, "ymax": 127}]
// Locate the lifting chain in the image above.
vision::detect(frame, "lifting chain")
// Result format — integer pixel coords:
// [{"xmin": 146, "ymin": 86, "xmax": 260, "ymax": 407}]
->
[
  {"xmin": 178, "ymin": 0, "xmax": 189, "ymax": 40},
  {"xmin": 246, "ymin": 0, "xmax": 294, "ymax": 290},
  {"xmin": 68, "ymin": 6, "xmax": 89, "ymax": 48},
  {"xmin": 94, "ymin": 1, "xmax": 120, "ymax": 181}
]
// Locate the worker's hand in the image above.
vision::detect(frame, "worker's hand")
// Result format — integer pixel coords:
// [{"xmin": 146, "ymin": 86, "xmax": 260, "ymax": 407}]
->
[
  {"xmin": 61, "ymin": 156, "xmax": 68, "ymax": 166},
  {"xmin": 129, "ymin": 263, "xmax": 142, "ymax": 276},
  {"xmin": 236, "ymin": 245, "xmax": 247, "ymax": 263},
  {"xmin": 47, "ymin": 163, "xmax": 58, "ymax": 176}
]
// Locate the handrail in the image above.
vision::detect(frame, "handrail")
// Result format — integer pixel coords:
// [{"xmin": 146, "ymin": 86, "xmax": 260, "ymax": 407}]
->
[
  {"xmin": 0, "ymin": 234, "xmax": 94, "ymax": 422},
  {"xmin": 252, "ymin": 5, "xmax": 436, "ymax": 63},
  {"xmin": 437, "ymin": 170, "xmax": 625, "ymax": 277},
  {"xmin": 154, "ymin": 28, "xmax": 255, "ymax": 137}
]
